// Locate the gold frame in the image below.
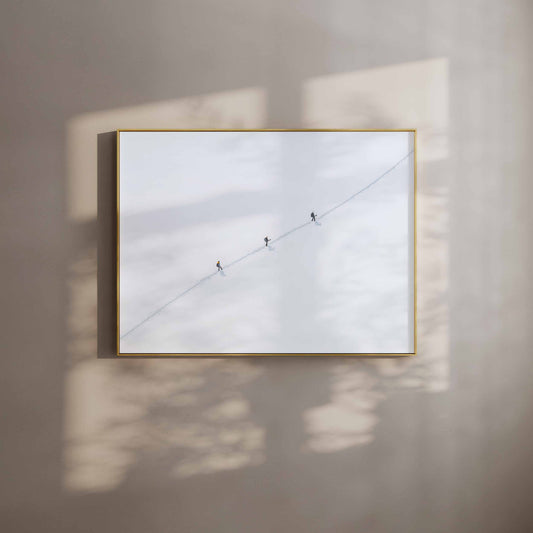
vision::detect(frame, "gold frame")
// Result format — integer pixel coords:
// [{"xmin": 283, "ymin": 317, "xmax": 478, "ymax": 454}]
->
[{"xmin": 116, "ymin": 129, "xmax": 417, "ymax": 357}]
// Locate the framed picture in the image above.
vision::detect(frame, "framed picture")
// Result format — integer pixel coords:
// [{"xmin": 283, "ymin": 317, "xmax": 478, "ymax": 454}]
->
[{"xmin": 117, "ymin": 129, "xmax": 416, "ymax": 356}]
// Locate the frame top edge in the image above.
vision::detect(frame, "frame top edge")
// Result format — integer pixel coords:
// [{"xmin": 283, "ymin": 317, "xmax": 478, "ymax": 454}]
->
[{"xmin": 116, "ymin": 129, "xmax": 417, "ymax": 133}]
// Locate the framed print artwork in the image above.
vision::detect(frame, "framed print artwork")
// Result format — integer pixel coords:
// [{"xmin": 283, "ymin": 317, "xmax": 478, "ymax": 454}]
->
[{"xmin": 117, "ymin": 130, "xmax": 416, "ymax": 356}]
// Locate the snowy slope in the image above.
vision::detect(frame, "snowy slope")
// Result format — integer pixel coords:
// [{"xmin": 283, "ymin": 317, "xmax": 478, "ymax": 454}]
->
[{"xmin": 119, "ymin": 131, "xmax": 414, "ymax": 354}]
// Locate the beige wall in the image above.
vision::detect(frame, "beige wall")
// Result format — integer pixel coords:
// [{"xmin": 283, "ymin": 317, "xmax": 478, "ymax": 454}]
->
[{"xmin": 1, "ymin": 1, "xmax": 532, "ymax": 532}]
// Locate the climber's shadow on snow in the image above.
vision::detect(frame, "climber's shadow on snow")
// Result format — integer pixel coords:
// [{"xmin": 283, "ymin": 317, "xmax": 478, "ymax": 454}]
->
[{"xmin": 219, "ymin": 270, "xmax": 226, "ymax": 277}]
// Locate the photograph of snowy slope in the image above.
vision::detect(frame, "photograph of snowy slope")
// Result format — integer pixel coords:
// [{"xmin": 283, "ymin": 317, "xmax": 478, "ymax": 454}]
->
[{"xmin": 118, "ymin": 130, "xmax": 415, "ymax": 355}]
